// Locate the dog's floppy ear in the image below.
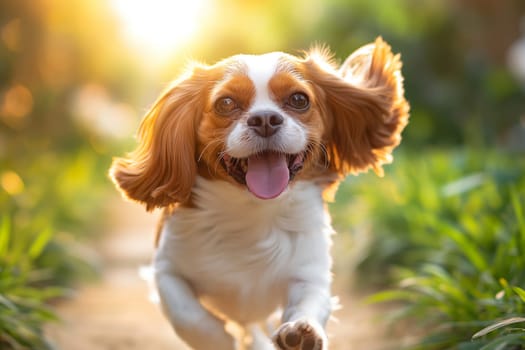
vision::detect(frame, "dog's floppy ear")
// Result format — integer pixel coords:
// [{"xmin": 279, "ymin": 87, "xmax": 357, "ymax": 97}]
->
[
  {"xmin": 110, "ymin": 65, "xmax": 212, "ymax": 210},
  {"xmin": 303, "ymin": 37, "xmax": 409, "ymax": 176}
]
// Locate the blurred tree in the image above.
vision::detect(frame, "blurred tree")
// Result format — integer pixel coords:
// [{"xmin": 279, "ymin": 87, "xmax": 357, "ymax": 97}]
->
[
  {"xmin": 0, "ymin": 0, "xmax": 142, "ymax": 151},
  {"xmin": 0, "ymin": 0, "xmax": 145, "ymax": 234},
  {"xmin": 301, "ymin": 0, "xmax": 525, "ymax": 147}
]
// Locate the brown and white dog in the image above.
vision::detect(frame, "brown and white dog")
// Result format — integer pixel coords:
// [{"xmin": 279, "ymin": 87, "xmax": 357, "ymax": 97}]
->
[{"xmin": 110, "ymin": 37, "xmax": 409, "ymax": 350}]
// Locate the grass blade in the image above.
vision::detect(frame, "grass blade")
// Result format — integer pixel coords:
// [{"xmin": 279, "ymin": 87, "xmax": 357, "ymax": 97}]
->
[
  {"xmin": 513, "ymin": 287, "xmax": 525, "ymax": 303},
  {"xmin": 479, "ymin": 332, "xmax": 525, "ymax": 350},
  {"xmin": 437, "ymin": 221, "xmax": 488, "ymax": 271},
  {"xmin": 511, "ymin": 187, "xmax": 525, "ymax": 257},
  {"xmin": 472, "ymin": 317, "xmax": 525, "ymax": 339},
  {"xmin": 0, "ymin": 215, "xmax": 11, "ymax": 256},
  {"xmin": 29, "ymin": 228, "xmax": 53, "ymax": 259}
]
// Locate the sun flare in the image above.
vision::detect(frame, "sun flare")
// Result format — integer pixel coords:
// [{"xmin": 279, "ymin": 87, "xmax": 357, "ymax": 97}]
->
[{"xmin": 111, "ymin": 0, "xmax": 209, "ymax": 57}]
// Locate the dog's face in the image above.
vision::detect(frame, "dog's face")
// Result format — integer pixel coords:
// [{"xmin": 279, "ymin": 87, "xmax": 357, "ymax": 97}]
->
[
  {"xmin": 110, "ymin": 38, "xmax": 409, "ymax": 209},
  {"xmin": 198, "ymin": 52, "xmax": 326, "ymax": 200}
]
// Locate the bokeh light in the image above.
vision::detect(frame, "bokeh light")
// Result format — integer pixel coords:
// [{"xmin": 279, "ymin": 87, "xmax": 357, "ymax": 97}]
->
[
  {"xmin": 1, "ymin": 170, "xmax": 24, "ymax": 196},
  {"xmin": 110, "ymin": 0, "xmax": 211, "ymax": 60},
  {"xmin": 0, "ymin": 84, "xmax": 33, "ymax": 129}
]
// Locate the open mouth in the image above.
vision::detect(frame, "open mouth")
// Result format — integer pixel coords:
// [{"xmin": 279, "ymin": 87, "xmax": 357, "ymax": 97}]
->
[{"xmin": 221, "ymin": 151, "xmax": 305, "ymax": 199}]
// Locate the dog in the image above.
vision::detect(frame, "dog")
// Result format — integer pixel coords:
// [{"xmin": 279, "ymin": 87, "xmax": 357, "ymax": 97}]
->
[{"xmin": 110, "ymin": 37, "xmax": 409, "ymax": 350}]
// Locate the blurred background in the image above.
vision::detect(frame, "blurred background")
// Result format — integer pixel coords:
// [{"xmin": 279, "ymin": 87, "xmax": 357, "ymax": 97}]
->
[{"xmin": 1, "ymin": 0, "xmax": 524, "ymax": 349}]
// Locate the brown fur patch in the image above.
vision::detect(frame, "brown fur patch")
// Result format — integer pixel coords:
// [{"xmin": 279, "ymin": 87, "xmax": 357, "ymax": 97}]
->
[
  {"xmin": 301, "ymin": 37, "xmax": 410, "ymax": 177},
  {"xmin": 109, "ymin": 64, "xmax": 224, "ymax": 210}
]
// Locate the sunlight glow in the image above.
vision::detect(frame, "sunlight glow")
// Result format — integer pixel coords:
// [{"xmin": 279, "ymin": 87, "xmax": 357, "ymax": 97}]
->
[{"xmin": 111, "ymin": 0, "xmax": 208, "ymax": 57}]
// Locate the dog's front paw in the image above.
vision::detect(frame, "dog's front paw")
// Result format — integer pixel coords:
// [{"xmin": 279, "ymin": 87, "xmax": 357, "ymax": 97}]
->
[{"xmin": 272, "ymin": 319, "xmax": 326, "ymax": 350}]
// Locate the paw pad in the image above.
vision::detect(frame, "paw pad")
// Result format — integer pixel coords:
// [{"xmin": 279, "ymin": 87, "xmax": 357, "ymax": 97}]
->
[{"xmin": 273, "ymin": 320, "xmax": 325, "ymax": 350}]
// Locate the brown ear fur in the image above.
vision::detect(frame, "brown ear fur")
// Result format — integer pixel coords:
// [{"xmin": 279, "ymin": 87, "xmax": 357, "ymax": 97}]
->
[
  {"xmin": 303, "ymin": 37, "xmax": 410, "ymax": 176},
  {"xmin": 109, "ymin": 65, "xmax": 212, "ymax": 210}
]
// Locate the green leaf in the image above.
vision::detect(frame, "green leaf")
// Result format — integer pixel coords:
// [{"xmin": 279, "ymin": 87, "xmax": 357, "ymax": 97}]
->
[
  {"xmin": 513, "ymin": 287, "xmax": 525, "ymax": 303},
  {"xmin": 0, "ymin": 293, "xmax": 17, "ymax": 310},
  {"xmin": 479, "ymin": 332, "xmax": 525, "ymax": 350},
  {"xmin": 29, "ymin": 227, "xmax": 53, "ymax": 259},
  {"xmin": 0, "ymin": 215, "xmax": 11, "ymax": 256},
  {"xmin": 472, "ymin": 317, "xmax": 525, "ymax": 339},
  {"xmin": 436, "ymin": 221, "xmax": 488, "ymax": 271},
  {"xmin": 365, "ymin": 289, "xmax": 415, "ymax": 304},
  {"xmin": 511, "ymin": 186, "xmax": 525, "ymax": 257}
]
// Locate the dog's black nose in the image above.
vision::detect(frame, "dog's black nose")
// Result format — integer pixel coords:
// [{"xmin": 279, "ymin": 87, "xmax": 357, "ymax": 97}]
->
[{"xmin": 247, "ymin": 111, "xmax": 284, "ymax": 137}]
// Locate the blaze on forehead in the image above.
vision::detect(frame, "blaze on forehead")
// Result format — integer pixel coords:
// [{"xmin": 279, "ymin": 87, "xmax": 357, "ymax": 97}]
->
[{"xmin": 222, "ymin": 53, "xmax": 304, "ymax": 79}]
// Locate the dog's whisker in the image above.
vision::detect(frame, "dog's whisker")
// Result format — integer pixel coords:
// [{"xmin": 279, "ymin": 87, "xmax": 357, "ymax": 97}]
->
[{"xmin": 197, "ymin": 138, "xmax": 223, "ymax": 163}]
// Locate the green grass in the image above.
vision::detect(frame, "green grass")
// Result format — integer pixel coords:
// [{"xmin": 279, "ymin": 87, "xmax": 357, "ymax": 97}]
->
[
  {"xmin": 0, "ymin": 149, "xmax": 109, "ymax": 349},
  {"xmin": 0, "ymin": 216, "xmax": 63, "ymax": 350},
  {"xmin": 331, "ymin": 148, "xmax": 525, "ymax": 349}
]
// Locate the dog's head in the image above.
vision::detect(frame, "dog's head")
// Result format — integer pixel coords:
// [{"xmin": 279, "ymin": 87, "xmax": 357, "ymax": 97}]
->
[{"xmin": 110, "ymin": 37, "xmax": 409, "ymax": 210}]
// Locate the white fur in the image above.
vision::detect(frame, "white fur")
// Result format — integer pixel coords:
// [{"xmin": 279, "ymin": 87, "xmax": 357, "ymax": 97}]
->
[
  {"xmin": 119, "ymin": 39, "xmax": 407, "ymax": 350},
  {"xmin": 225, "ymin": 53, "xmax": 308, "ymax": 158},
  {"xmin": 153, "ymin": 52, "xmax": 335, "ymax": 350},
  {"xmin": 243, "ymin": 52, "xmax": 281, "ymax": 112},
  {"xmin": 154, "ymin": 177, "xmax": 333, "ymax": 350}
]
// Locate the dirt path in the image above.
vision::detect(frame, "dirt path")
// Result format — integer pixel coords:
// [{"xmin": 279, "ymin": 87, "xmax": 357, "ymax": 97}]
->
[{"xmin": 46, "ymin": 195, "xmax": 396, "ymax": 350}]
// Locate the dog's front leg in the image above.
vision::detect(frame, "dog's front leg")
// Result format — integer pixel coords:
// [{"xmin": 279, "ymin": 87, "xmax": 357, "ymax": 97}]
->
[
  {"xmin": 273, "ymin": 280, "xmax": 331, "ymax": 350},
  {"xmin": 155, "ymin": 271, "xmax": 236, "ymax": 350}
]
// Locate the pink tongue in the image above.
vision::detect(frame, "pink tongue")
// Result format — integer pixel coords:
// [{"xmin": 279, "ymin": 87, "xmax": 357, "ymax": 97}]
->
[{"xmin": 246, "ymin": 152, "xmax": 289, "ymax": 199}]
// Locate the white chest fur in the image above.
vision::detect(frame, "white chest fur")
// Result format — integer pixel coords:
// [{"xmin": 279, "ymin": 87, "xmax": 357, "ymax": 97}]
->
[{"xmin": 154, "ymin": 177, "xmax": 334, "ymax": 325}]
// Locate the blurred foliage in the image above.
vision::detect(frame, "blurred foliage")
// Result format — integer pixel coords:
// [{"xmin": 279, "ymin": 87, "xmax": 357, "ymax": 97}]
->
[
  {"xmin": 0, "ymin": 0, "xmax": 524, "ymax": 349},
  {"xmin": 330, "ymin": 149, "xmax": 525, "ymax": 348},
  {"xmin": 0, "ymin": 1, "xmax": 138, "ymax": 348},
  {"xmin": 332, "ymin": 149, "xmax": 525, "ymax": 279},
  {"xmin": 322, "ymin": 0, "xmax": 525, "ymax": 148},
  {"xmin": 0, "ymin": 216, "xmax": 63, "ymax": 350}
]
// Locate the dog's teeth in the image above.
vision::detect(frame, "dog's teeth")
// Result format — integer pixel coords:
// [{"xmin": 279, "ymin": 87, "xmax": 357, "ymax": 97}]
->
[
  {"xmin": 240, "ymin": 159, "xmax": 247, "ymax": 172},
  {"xmin": 286, "ymin": 155, "xmax": 292, "ymax": 166}
]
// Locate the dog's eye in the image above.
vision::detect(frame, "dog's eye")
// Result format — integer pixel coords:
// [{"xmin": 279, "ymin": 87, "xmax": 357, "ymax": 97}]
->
[
  {"xmin": 214, "ymin": 97, "xmax": 239, "ymax": 115},
  {"xmin": 287, "ymin": 92, "xmax": 310, "ymax": 111}
]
